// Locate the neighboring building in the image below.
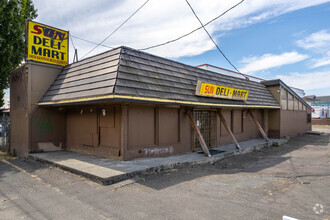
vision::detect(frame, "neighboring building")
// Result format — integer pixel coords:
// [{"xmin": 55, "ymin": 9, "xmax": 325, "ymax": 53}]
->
[
  {"xmin": 290, "ymin": 87, "xmax": 305, "ymax": 97},
  {"xmin": 196, "ymin": 64, "xmax": 306, "ymax": 97},
  {"xmin": 303, "ymin": 95, "xmax": 330, "ymax": 118},
  {"xmin": 196, "ymin": 64, "xmax": 263, "ymax": 82},
  {"xmin": 10, "ymin": 46, "xmax": 312, "ymax": 160}
]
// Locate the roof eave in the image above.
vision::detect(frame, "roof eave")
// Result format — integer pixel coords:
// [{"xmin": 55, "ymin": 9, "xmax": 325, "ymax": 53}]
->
[
  {"xmin": 262, "ymin": 79, "xmax": 312, "ymax": 109},
  {"xmin": 38, "ymin": 94, "xmax": 281, "ymax": 109}
]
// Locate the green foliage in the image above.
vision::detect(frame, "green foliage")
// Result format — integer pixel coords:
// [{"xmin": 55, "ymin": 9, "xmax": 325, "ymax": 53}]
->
[{"xmin": 0, "ymin": 0, "xmax": 37, "ymax": 107}]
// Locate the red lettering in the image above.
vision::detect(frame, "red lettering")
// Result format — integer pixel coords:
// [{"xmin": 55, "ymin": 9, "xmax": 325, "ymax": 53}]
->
[
  {"xmin": 209, "ymin": 86, "xmax": 215, "ymax": 94},
  {"xmin": 204, "ymin": 85, "xmax": 209, "ymax": 94},
  {"xmin": 31, "ymin": 25, "xmax": 43, "ymax": 35}
]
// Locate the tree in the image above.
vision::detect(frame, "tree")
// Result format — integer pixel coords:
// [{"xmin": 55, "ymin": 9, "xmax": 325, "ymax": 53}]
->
[{"xmin": 0, "ymin": 0, "xmax": 37, "ymax": 107}]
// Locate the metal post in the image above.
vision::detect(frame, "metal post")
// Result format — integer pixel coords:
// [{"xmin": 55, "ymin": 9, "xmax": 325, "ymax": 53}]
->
[
  {"xmin": 73, "ymin": 49, "xmax": 78, "ymax": 63},
  {"xmin": 217, "ymin": 109, "xmax": 241, "ymax": 150}
]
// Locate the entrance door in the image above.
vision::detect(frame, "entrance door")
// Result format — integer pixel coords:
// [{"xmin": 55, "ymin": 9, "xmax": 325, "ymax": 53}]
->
[{"xmin": 192, "ymin": 110, "xmax": 216, "ymax": 151}]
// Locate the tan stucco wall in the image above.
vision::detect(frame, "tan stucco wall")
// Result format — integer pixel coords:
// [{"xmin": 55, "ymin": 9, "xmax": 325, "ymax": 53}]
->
[
  {"xmin": 10, "ymin": 109, "xmax": 29, "ymax": 156},
  {"xmin": 28, "ymin": 62, "xmax": 66, "ymax": 152},
  {"xmin": 280, "ymin": 110, "xmax": 311, "ymax": 137},
  {"xmin": 30, "ymin": 107, "xmax": 66, "ymax": 152},
  {"xmin": 268, "ymin": 109, "xmax": 281, "ymax": 138},
  {"xmin": 65, "ymin": 102, "xmax": 267, "ymax": 160},
  {"xmin": 268, "ymin": 109, "xmax": 311, "ymax": 138},
  {"xmin": 265, "ymin": 84, "xmax": 311, "ymax": 138},
  {"xmin": 124, "ymin": 107, "xmax": 265, "ymax": 160},
  {"xmin": 66, "ymin": 104, "xmax": 123, "ymax": 160},
  {"xmin": 10, "ymin": 61, "xmax": 65, "ymax": 156},
  {"xmin": 217, "ymin": 109, "xmax": 265, "ymax": 146},
  {"xmin": 10, "ymin": 65, "xmax": 29, "ymax": 156},
  {"xmin": 123, "ymin": 105, "xmax": 192, "ymax": 160}
]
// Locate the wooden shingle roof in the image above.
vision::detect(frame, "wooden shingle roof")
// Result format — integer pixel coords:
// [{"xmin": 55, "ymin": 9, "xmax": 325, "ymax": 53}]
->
[{"xmin": 39, "ymin": 46, "xmax": 280, "ymax": 108}]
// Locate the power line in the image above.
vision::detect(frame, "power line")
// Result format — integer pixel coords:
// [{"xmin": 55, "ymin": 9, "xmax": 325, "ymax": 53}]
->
[
  {"xmin": 140, "ymin": 0, "xmax": 244, "ymax": 51},
  {"xmin": 185, "ymin": 0, "xmax": 248, "ymax": 79},
  {"xmin": 71, "ymin": 35, "xmax": 114, "ymax": 49},
  {"xmin": 69, "ymin": 34, "xmax": 76, "ymax": 50},
  {"xmin": 81, "ymin": 0, "xmax": 150, "ymax": 59}
]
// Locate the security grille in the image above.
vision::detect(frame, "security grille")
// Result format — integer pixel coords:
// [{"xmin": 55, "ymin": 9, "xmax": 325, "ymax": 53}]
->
[{"xmin": 192, "ymin": 110, "xmax": 217, "ymax": 151}]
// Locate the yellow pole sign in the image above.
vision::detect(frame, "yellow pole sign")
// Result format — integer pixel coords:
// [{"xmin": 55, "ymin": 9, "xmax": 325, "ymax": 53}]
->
[
  {"xmin": 26, "ymin": 20, "xmax": 69, "ymax": 66},
  {"xmin": 195, "ymin": 81, "xmax": 249, "ymax": 101}
]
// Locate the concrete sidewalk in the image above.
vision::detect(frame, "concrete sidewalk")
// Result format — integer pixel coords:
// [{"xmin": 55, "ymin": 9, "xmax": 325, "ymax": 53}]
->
[{"xmin": 29, "ymin": 138, "xmax": 287, "ymax": 185}]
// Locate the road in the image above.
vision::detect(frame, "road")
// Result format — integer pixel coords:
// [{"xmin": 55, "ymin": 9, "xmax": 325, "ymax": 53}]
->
[{"xmin": 0, "ymin": 126, "xmax": 329, "ymax": 220}]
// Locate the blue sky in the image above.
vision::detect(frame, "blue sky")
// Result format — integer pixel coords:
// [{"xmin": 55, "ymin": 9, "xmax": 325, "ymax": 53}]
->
[
  {"xmin": 29, "ymin": 0, "xmax": 330, "ymax": 96},
  {"xmin": 176, "ymin": 2, "xmax": 330, "ymax": 96}
]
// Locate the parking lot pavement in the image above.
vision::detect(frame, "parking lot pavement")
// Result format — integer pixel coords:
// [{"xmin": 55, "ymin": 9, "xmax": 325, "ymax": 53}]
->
[{"xmin": 0, "ymin": 125, "xmax": 329, "ymax": 220}]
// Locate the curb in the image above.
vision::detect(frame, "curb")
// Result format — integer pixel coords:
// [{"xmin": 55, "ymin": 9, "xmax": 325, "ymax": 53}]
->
[{"xmin": 29, "ymin": 140, "xmax": 284, "ymax": 185}]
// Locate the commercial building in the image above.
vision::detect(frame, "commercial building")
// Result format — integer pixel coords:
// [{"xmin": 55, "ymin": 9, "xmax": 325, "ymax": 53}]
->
[
  {"xmin": 196, "ymin": 64, "xmax": 306, "ymax": 97},
  {"xmin": 303, "ymin": 95, "xmax": 330, "ymax": 119},
  {"xmin": 10, "ymin": 46, "xmax": 312, "ymax": 160}
]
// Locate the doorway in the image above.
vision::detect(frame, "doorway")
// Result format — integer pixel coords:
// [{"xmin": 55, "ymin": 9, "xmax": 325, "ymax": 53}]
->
[{"xmin": 192, "ymin": 110, "xmax": 217, "ymax": 151}]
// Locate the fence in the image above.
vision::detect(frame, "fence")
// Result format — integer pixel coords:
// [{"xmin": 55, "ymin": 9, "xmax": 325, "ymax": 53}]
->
[{"xmin": 0, "ymin": 113, "xmax": 10, "ymax": 150}]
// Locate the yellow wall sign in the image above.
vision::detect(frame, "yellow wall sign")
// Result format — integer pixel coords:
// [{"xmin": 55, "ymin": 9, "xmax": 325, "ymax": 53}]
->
[
  {"xmin": 195, "ymin": 81, "xmax": 249, "ymax": 101},
  {"xmin": 26, "ymin": 20, "xmax": 69, "ymax": 66}
]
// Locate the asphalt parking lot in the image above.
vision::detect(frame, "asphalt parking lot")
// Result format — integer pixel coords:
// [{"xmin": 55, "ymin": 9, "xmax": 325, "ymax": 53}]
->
[{"xmin": 0, "ymin": 125, "xmax": 329, "ymax": 220}]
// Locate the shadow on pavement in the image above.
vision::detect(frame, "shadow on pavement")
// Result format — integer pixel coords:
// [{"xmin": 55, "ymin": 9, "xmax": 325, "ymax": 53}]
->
[{"xmin": 137, "ymin": 129, "xmax": 330, "ymax": 190}]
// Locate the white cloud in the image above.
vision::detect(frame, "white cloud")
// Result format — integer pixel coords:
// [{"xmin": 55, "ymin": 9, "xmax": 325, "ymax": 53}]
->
[
  {"xmin": 296, "ymin": 30, "xmax": 330, "ymax": 68},
  {"xmin": 276, "ymin": 70, "xmax": 330, "ymax": 95},
  {"xmin": 311, "ymin": 52, "xmax": 330, "ymax": 68},
  {"xmin": 239, "ymin": 52, "xmax": 308, "ymax": 73},
  {"xmin": 296, "ymin": 30, "xmax": 330, "ymax": 52},
  {"xmin": 31, "ymin": 0, "xmax": 330, "ymax": 59}
]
